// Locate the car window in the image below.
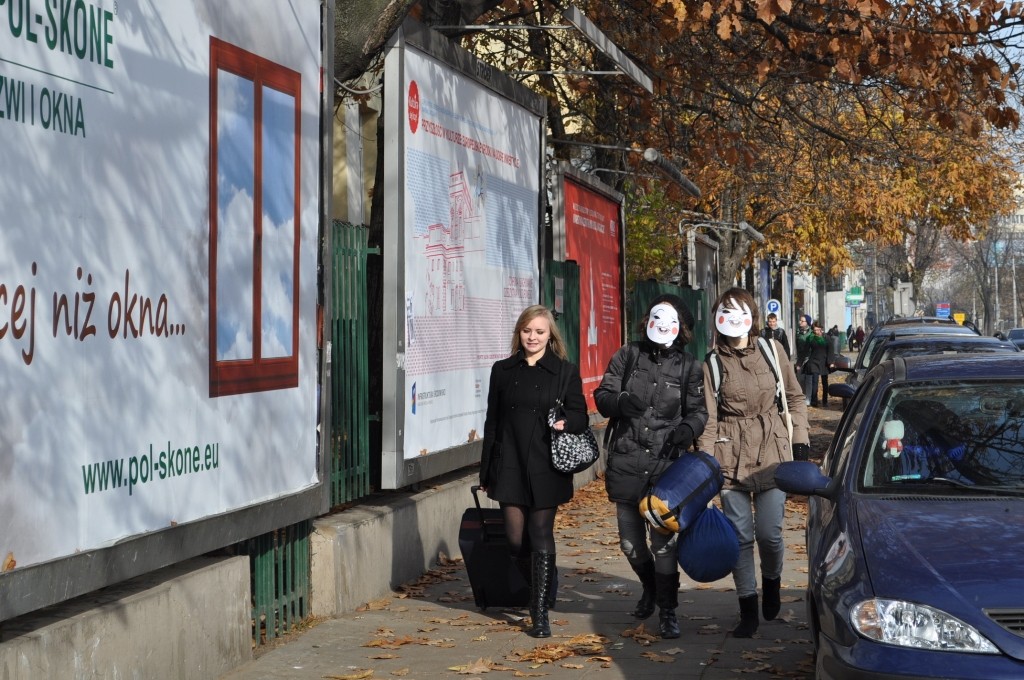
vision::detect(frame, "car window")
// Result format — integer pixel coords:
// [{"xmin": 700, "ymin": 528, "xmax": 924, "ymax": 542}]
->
[
  {"xmin": 858, "ymin": 334, "xmax": 885, "ymax": 369},
  {"xmin": 822, "ymin": 372, "xmax": 880, "ymax": 480},
  {"xmin": 859, "ymin": 383, "xmax": 1024, "ymax": 491}
]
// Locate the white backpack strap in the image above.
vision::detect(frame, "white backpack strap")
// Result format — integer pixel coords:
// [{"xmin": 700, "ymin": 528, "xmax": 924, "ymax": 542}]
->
[
  {"xmin": 757, "ymin": 337, "xmax": 785, "ymax": 413},
  {"xmin": 704, "ymin": 350, "xmax": 723, "ymax": 403}
]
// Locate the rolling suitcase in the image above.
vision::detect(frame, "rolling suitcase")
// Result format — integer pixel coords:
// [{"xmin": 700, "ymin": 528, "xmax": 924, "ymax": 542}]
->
[{"xmin": 458, "ymin": 485, "xmax": 530, "ymax": 609}]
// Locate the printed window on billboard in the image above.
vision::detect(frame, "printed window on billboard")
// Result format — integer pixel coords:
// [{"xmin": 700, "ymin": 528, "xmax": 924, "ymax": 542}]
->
[{"xmin": 209, "ymin": 38, "xmax": 301, "ymax": 397}]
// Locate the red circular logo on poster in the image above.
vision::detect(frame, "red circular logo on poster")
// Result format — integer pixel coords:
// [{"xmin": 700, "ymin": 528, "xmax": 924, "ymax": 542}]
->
[{"xmin": 408, "ymin": 81, "xmax": 420, "ymax": 134}]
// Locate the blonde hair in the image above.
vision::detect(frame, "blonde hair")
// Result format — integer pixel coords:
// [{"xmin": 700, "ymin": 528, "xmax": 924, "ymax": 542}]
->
[
  {"xmin": 509, "ymin": 305, "xmax": 568, "ymax": 360},
  {"xmin": 711, "ymin": 287, "xmax": 761, "ymax": 348}
]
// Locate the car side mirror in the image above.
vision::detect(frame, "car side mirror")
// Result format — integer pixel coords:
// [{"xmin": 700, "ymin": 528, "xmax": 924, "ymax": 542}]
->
[
  {"xmin": 829, "ymin": 383, "xmax": 855, "ymax": 399},
  {"xmin": 775, "ymin": 461, "xmax": 835, "ymax": 499}
]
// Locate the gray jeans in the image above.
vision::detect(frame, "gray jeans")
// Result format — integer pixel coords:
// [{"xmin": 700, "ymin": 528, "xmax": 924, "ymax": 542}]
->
[
  {"xmin": 720, "ymin": 488, "xmax": 786, "ymax": 598},
  {"xmin": 615, "ymin": 502, "xmax": 679, "ymax": 576},
  {"xmin": 801, "ymin": 371, "xmax": 818, "ymax": 405}
]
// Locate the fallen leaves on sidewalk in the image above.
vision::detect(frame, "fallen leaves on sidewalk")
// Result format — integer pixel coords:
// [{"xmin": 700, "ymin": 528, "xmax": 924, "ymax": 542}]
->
[
  {"xmin": 447, "ymin": 657, "xmax": 517, "ymax": 673},
  {"xmin": 324, "ymin": 670, "xmax": 373, "ymax": 680}
]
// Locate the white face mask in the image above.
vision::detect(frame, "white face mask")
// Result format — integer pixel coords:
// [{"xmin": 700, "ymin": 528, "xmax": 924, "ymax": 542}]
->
[
  {"xmin": 715, "ymin": 299, "xmax": 753, "ymax": 338},
  {"xmin": 646, "ymin": 303, "xmax": 680, "ymax": 347}
]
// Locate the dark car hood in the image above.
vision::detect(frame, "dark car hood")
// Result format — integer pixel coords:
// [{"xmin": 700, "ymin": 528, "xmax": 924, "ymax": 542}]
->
[{"xmin": 856, "ymin": 497, "xmax": 1024, "ymax": 654}]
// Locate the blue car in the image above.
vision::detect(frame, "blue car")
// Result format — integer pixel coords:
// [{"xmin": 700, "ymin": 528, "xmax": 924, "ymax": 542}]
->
[{"xmin": 776, "ymin": 354, "xmax": 1024, "ymax": 679}]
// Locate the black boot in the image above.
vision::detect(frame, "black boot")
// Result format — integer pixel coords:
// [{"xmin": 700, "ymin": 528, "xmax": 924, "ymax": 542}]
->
[
  {"xmin": 733, "ymin": 594, "xmax": 759, "ymax": 638},
  {"xmin": 630, "ymin": 561, "xmax": 657, "ymax": 619},
  {"xmin": 762, "ymin": 577, "xmax": 781, "ymax": 621},
  {"xmin": 528, "ymin": 552, "xmax": 556, "ymax": 638},
  {"xmin": 548, "ymin": 564, "xmax": 559, "ymax": 610},
  {"xmin": 654, "ymin": 572, "xmax": 680, "ymax": 639},
  {"xmin": 515, "ymin": 554, "xmax": 556, "ymax": 610}
]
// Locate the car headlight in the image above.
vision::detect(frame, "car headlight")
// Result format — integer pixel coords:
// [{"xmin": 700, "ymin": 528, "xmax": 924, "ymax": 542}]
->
[{"xmin": 851, "ymin": 599, "xmax": 998, "ymax": 653}]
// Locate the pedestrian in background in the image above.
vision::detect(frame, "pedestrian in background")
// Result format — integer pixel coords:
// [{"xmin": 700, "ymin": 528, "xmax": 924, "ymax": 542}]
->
[
  {"xmin": 803, "ymin": 321, "xmax": 833, "ymax": 408},
  {"xmin": 794, "ymin": 314, "xmax": 814, "ymax": 404},
  {"xmin": 846, "ymin": 324, "xmax": 855, "ymax": 351},
  {"xmin": 760, "ymin": 312, "xmax": 791, "ymax": 358},
  {"xmin": 478, "ymin": 305, "xmax": 588, "ymax": 638},
  {"xmin": 697, "ymin": 288, "xmax": 810, "ymax": 638},
  {"xmin": 854, "ymin": 326, "xmax": 865, "ymax": 350},
  {"xmin": 594, "ymin": 295, "xmax": 708, "ymax": 639}
]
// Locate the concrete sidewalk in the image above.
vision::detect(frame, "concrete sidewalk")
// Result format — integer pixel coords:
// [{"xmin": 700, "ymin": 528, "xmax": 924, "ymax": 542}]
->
[{"xmin": 219, "ymin": 430, "xmax": 844, "ymax": 680}]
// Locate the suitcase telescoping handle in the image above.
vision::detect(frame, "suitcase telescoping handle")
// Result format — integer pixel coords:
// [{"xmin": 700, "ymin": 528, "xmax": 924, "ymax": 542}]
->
[{"xmin": 470, "ymin": 485, "xmax": 494, "ymax": 541}]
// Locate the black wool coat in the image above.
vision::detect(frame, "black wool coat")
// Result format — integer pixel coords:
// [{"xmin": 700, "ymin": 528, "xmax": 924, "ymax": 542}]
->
[{"xmin": 479, "ymin": 349, "xmax": 589, "ymax": 508}]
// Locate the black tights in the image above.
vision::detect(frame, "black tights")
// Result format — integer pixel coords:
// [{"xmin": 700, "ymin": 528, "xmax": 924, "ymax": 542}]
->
[{"xmin": 502, "ymin": 504, "xmax": 557, "ymax": 557}]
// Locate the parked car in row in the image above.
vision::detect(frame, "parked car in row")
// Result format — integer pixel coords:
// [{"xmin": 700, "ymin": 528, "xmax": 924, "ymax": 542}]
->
[
  {"xmin": 1007, "ymin": 328, "xmax": 1024, "ymax": 350},
  {"xmin": 776, "ymin": 353, "xmax": 1024, "ymax": 679},
  {"xmin": 830, "ymin": 322, "xmax": 980, "ymax": 403},
  {"xmin": 830, "ymin": 332, "xmax": 1019, "ymax": 404}
]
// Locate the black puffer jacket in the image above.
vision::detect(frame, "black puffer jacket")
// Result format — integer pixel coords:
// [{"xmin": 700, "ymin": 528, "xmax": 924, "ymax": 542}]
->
[{"xmin": 594, "ymin": 342, "xmax": 708, "ymax": 504}]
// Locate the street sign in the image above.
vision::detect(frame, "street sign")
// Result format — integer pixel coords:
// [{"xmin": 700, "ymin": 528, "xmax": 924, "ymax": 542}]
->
[
  {"xmin": 936, "ymin": 302, "xmax": 951, "ymax": 319},
  {"xmin": 766, "ymin": 298, "xmax": 782, "ymax": 316},
  {"xmin": 845, "ymin": 286, "xmax": 865, "ymax": 305}
]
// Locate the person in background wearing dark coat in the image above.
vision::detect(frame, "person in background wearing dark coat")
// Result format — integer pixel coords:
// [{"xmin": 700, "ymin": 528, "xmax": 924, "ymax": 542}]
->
[
  {"xmin": 479, "ymin": 305, "xmax": 588, "ymax": 638},
  {"xmin": 794, "ymin": 314, "xmax": 814, "ymax": 404},
  {"xmin": 594, "ymin": 295, "xmax": 708, "ymax": 639},
  {"xmin": 804, "ymin": 321, "xmax": 834, "ymax": 407},
  {"xmin": 846, "ymin": 324, "xmax": 855, "ymax": 351},
  {"xmin": 760, "ymin": 312, "xmax": 791, "ymax": 358}
]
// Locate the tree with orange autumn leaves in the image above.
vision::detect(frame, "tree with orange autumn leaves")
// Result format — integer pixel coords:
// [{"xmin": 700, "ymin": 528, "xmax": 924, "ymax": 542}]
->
[{"xmin": 416, "ymin": 0, "xmax": 1024, "ymax": 289}]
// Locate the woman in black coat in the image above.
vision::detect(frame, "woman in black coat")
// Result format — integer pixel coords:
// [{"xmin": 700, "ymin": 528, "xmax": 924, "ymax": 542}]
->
[
  {"xmin": 479, "ymin": 305, "xmax": 587, "ymax": 638},
  {"xmin": 803, "ymin": 321, "xmax": 834, "ymax": 408},
  {"xmin": 593, "ymin": 294, "xmax": 708, "ymax": 639}
]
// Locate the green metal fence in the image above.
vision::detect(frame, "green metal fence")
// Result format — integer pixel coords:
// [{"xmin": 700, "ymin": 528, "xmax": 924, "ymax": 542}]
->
[
  {"xmin": 329, "ymin": 221, "xmax": 374, "ymax": 506},
  {"xmin": 543, "ymin": 260, "xmax": 581, "ymax": 364},
  {"xmin": 248, "ymin": 520, "xmax": 311, "ymax": 646},
  {"xmin": 631, "ymin": 281, "xmax": 710, "ymax": 360}
]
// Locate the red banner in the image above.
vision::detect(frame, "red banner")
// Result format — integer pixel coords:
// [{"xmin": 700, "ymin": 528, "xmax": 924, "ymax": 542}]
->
[{"xmin": 564, "ymin": 178, "xmax": 623, "ymax": 410}]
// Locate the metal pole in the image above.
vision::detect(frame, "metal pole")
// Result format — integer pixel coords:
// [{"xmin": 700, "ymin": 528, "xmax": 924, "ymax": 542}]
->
[
  {"xmin": 995, "ymin": 247, "xmax": 1001, "ymax": 333},
  {"xmin": 872, "ymin": 245, "xmax": 879, "ymax": 328},
  {"xmin": 1013, "ymin": 249, "xmax": 1019, "ymax": 328}
]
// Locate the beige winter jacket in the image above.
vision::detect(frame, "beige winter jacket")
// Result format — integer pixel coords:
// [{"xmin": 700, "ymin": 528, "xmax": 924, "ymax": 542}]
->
[{"xmin": 696, "ymin": 339, "xmax": 809, "ymax": 491}]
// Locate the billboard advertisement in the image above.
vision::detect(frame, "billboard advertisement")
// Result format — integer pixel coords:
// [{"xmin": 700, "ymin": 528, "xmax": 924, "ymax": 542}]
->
[
  {"xmin": 381, "ymin": 21, "xmax": 546, "ymax": 488},
  {"xmin": 0, "ymin": 1, "xmax": 322, "ymax": 578},
  {"xmin": 563, "ymin": 176, "xmax": 624, "ymax": 410}
]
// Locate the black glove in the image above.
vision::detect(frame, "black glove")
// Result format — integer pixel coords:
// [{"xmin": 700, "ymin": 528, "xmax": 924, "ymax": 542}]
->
[
  {"xmin": 793, "ymin": 443, "xmax": 810, "ymax": 461},
  {"xmin": 669, "ymin": 423, "xmax": 694, "ymax": 450},
  {"xmin": 618, "ymin": 392, "xmax": 647, "ymax": 418}
]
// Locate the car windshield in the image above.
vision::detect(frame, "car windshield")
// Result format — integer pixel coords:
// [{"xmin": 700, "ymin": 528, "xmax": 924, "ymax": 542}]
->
[{"xmin": 860, "ymin": 383, "xmax": 1024, "ymax": 492}]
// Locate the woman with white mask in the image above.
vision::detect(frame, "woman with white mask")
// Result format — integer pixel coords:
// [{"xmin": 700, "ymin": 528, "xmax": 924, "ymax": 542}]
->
[
  {"xmin": 594, "ymin": 295, "xmax": 708, "ymax": 639},
  {"xmin": 697, "ymin": 288, "xmax": 810, "ymax": 638}
]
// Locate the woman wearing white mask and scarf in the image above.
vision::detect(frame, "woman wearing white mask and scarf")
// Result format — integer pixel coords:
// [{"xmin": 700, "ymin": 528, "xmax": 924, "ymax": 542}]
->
[
  {"xmin": 697, "ymin": 288, "xmax": 809, "ymax": 638},
  {"xmin": 594, "ymin": 294, "xmax": 708, "ymax": 639}
]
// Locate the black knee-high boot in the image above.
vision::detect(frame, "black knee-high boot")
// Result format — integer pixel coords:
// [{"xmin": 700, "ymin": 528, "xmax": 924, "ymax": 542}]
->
[
  {"xmin": 528, "ymin": 552, "xmax": 556, "ymax": 638},
  {"xmin": 515, "ymin": 554, "xmax": 557, "ymax": 610},
  {"xmin": 630, "ymin": 561, "xmax": 657, "ymax": 619},
  {"xmin": 654, "ymin": 572, "xmax": 680, "ymax": 639}
]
